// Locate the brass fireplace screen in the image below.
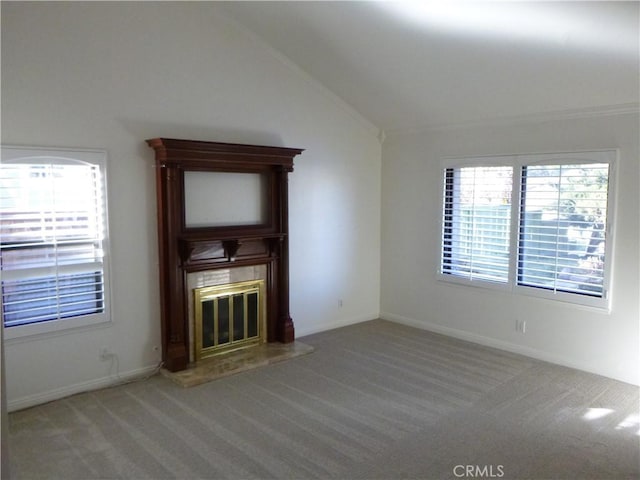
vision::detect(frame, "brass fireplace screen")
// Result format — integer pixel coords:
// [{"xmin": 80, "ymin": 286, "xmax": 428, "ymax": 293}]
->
[{"xmin": 194, "ymin": 280, "xmax": 266, "ymax": 361}]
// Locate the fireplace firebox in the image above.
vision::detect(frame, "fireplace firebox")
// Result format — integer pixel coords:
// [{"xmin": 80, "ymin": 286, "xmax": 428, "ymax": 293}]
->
[
  {"xmin": 147, "ymin": 138, "xmax": 304, "ymax": 372},
  {"xmin": 194, "ymin": 279, "xmax": 266, "ymax": 361}
]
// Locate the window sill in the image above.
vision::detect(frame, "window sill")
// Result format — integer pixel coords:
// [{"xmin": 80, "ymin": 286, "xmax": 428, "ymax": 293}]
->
[
  {"xmin": 437, "ymin": 272, "xmax": 511, "ymax": 292},
  {"xmin": 437, "ymin": 272, "xmax": 611, "ymax": 313},
  {"xmin": 3, "ymin": 313, "xmax": 111, "ymax": 344}
]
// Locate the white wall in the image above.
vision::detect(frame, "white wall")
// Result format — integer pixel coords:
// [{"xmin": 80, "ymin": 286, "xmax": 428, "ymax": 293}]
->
[
  {"xmin": 381, "ymin": 112, "xmax": 640, "ymax": 385},
  {"xmin": 2, "ymin": 2, "xmax": 381, "ymax": 410},
  {"xmin": 1, "ymin": 327, "xmax": 9, "ymax": 478}
]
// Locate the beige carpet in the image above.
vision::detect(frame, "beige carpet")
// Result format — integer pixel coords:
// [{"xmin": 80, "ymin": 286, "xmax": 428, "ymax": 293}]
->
[{"xmin": 8, "ymin": 320, "xmax": 640, "ymax": 479}]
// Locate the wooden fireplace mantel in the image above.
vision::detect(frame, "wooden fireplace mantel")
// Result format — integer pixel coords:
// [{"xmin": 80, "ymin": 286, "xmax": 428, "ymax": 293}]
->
[{"xmin": 147, "ymin": 138, "xmax": 304, "ymax": 372}]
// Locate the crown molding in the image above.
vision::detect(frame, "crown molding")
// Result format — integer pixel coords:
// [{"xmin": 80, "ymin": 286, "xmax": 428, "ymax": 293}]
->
[{"xmin": 388, "ymin": 103, "xmax": 640, "ymax": 136}]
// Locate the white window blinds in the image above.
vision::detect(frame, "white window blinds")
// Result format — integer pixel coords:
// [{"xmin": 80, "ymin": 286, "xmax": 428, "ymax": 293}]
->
[
  {"xmin": 518, "ymin": 163, "xmax": 609, "ymax": 298},
  {"xmin": 1, "ymin": 149, "xmax": 109, "ymax": 329},
  {"xmin": 439, "ymin": 150, "xmax": 614, "ymax": 308},
  {"xmin": 441, "ymin": 166, "xmax": 513, "ymax": 283}
]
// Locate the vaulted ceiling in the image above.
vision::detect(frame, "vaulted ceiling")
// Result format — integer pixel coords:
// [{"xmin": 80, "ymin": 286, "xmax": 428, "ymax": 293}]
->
[{"xmin": 218, "ymin": 1, "xmax": 639, "ymax": 133}]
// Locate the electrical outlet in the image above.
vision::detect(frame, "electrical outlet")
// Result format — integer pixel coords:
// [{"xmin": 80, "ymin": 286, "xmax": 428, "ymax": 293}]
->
[
  {"xmin": 99, "ymin": 347, "xmax": 113, "ymax": 361},
  {"xmin": 515, "ymin": 319, "xmax": 527, "ymax": 334}
]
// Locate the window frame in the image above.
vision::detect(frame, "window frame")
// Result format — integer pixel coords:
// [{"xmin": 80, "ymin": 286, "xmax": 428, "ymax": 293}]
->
[
  {"xmin": 1, "ymin": 145, "xmax": 112, "ymax": 340},
  {"xmin": 440, "ymin": 159, "xmax": 516, "ymax": 288},
  {"xmin": 438, "ymin": 150, "xmax": 616, "ymax": 310}
]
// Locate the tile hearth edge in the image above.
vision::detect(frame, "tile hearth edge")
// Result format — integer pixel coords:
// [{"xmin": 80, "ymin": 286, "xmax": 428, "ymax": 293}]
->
[{"xmin": 160, "ymin": 341, "xmax": 314, "ymax": 387}]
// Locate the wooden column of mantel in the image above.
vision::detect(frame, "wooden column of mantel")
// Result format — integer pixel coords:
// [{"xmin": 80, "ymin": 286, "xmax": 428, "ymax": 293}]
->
[{"xmin": 146, "ymin": 138, "xmax": 304, "ymax": 372}]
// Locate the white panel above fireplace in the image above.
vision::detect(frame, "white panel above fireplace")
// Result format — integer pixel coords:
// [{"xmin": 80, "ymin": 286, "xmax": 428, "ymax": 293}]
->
[{"xmin": 184, "ymin": 171, "xmax": 267, "ymax": 227}]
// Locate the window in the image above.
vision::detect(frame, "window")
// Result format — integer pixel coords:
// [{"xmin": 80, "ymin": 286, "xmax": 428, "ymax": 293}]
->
[
  {"xmin": 518, "ymin": 163, "xmax": 609, "ymax": 298},
  {"xmin": 1, "ymin": 146, "xmax": 110, "ymax": 338},
  {"xmin": 440, "ymin": 151, "xmax": 615, "ymax": 308},
  {"xmin": 442, "ymin": 165, "xmax": 513, "ymax": 283}
]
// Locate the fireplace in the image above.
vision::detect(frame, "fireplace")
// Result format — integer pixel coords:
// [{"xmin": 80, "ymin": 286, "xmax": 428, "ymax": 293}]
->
[
  {"xmin": 193, "ymin": 279, "xmax": 266, "ymax": 361},
  {"xmin": 147, "ymin": 138, "xmax": 304, "ymax": 372}
]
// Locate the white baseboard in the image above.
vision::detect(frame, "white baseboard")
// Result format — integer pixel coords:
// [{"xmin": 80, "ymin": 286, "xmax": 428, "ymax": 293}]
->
[
  {"xmin": 8, "ymin": 364, "xmax": 160, "ymax": 413},
  {"xmin": 296, "ymin": 313, "xmax": 379, "ymax": 338},
  {"xmin": 380, "ymin": 311, "xmax": 639, "ymax": 386}
]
